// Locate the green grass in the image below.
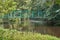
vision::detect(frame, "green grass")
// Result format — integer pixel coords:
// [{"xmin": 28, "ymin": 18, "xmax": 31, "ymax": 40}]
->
[{"xmin": 0, "ymin": 27, "xmax": 60, "ymax": 40}]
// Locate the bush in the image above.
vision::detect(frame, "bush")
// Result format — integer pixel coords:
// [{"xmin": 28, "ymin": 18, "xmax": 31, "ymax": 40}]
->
[{"xmin": 0, "ymin": 27, "xmax": 60, "ymax": 40}]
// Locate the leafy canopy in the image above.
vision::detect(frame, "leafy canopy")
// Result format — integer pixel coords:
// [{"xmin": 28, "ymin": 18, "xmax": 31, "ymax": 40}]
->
[{"xmin": 0, "ymin": 0, "xmax": 17, "ymax": 16}]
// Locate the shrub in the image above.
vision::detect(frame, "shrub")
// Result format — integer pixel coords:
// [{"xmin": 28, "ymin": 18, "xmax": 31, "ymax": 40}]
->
[{"xmin": 0, "ymin": 27, "xmax": 60, "ymax": 40}]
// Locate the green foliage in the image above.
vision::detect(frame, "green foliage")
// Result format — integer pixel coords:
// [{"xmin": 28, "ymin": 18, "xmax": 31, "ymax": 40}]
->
[
  {"xmin": 0, "ymin": 27, "xmax": 60, "ymax": 40},
  {"xmin": 56, "ymin": 0, "xmax": 60, "ymax": 4},
  {"xmin": 15, "ymin": 0, "xmax": 32, "ymax": 9},
  {"xmin": 0, "ymin": 0, "xmax": 60, "ymax": 28},
  {"xmin": 0, "ymin": 0, "xmax": 17, "ymax": 16}
]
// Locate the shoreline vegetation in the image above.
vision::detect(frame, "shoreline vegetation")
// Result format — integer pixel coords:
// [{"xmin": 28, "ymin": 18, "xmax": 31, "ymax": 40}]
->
[{"xmin": 0, "ymin": 27, "xmax": 60, "ymax": 40}]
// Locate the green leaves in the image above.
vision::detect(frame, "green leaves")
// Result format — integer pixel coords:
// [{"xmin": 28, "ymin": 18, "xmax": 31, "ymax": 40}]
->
[
  {"xmin": 0, "ymin": 0, "xmax": 17, "ymax": 16},
  {"xmin": 0, "ymin": 27, "xmax": 60, "ymax": 40},
  {"xmin": 56, "ymin": 0, "xmax": 60, "ymax": 4}
]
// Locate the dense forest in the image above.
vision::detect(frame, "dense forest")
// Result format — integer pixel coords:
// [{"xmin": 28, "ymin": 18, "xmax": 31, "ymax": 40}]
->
[
  {"xmin": 0, "ymin": 0, "xmax": 60, "ymax": 27},
  {"xmin": 0, "ymin": 0, "xmax": 60, "ymax": 39}
]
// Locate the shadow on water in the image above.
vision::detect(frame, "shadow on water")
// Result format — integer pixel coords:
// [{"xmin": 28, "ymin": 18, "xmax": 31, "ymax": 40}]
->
[{"xmin": 34, "ymin": 26, "xmax": 60, "ymax": 37}]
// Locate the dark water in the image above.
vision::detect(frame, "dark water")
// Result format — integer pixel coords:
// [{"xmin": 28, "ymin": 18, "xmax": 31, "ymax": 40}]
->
[{"xmin": 34, "ymin": 26, "xmax": 60, "ymax": 37}]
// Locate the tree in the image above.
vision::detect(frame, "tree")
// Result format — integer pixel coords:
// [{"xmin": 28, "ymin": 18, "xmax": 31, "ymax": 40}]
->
[
  {"xmin": 0, "ymin": 0, "xmax": 17, "ymax": 29},
  {"xmin": 0, "ymin": 0, "xmax": 17, "ymax": 16}
]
